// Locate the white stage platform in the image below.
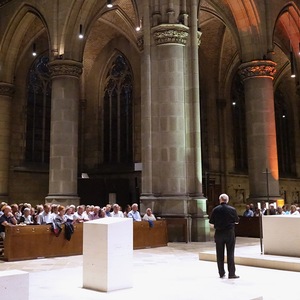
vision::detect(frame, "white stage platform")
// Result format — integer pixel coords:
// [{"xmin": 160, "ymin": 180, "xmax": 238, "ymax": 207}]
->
[{"xmin": 199, "ymin": 237, "xmax": 300, "ymax": 272}]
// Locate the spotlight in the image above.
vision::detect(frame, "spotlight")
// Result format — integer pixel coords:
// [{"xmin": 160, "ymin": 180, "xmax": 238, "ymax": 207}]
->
[
  {"xmin": 32, "ymin": 43, "xmax": 37, "ymax": 56},
  {"xmin": 107, "ymin": 0, "xmax": 113, "ymax": 8},
  {"xmin": 79, "ymin": 24, "xmax": 84, "ymax": 39},
  {"xmin": 290, "ymin": 51, "xmax": 296, "ymax": 78}
]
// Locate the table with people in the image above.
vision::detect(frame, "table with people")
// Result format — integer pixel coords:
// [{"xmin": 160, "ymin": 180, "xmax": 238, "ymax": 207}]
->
[{"xmin": 0, "ymin": 201, "xmax": 168, "ymax": 261}]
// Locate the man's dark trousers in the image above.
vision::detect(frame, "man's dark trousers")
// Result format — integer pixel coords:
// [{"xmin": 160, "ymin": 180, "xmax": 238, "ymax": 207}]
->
[{"xmin": 214, "ymin": 228, "xmax": 236, "ymax": 277}]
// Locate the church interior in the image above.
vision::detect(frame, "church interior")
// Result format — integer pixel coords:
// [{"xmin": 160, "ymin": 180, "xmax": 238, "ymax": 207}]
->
[{"xmin": 1, "ymin": 0, "xmax": 300, "ymax": 299}]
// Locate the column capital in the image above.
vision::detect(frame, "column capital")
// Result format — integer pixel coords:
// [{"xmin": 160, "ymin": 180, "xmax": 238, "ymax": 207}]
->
[
  {"xmin": 239, "ymin": 60, "xmax": 277, "ymax": 81},
  {"xmin": 137, "ymin": 35, "xmax": 144, "ymax": 51},
  {"xmin": 151, "ymin": 24, "xmax": 189, "ymax": 46},
  {"xmin": 48, "ymin": 59, "xmax": 83, "ymax": 79},
  {"xmin": 0, "ymin": 82, "xmax": 14, "ymax": 97}
]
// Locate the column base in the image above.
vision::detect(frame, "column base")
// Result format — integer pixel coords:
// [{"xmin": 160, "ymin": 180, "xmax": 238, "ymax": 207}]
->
[
  {"xmin": 45, "ymin": 195, "xmax": 80, "ymax": 207},
  {"xmin": 140, "ymin": 194, "xmax": 210, "ymax": 242}
]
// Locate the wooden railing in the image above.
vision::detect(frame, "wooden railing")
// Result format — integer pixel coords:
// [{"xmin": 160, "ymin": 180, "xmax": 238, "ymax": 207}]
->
[{"xmin": 3, "ymin": 220, "xmax": 168, "ymax": 261}]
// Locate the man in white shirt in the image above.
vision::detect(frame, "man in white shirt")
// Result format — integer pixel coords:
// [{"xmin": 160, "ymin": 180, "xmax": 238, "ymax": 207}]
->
[
  {"xmin": 37, "ymin": 204, "xmax": 53, "ymax": 225},
  {"xmin": 111, "ymin": 204, "xmax": 124, "ymax": 217},
  {"xmin": 127, "ymin": 203, "xmax": 141, "ymax": 221}
]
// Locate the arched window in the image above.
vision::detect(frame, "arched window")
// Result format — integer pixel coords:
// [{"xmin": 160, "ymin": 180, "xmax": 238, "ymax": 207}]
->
[
  {"xmin": 231, "ymin": 73, "xmax": 248, "ymax": 172},
  {"xmin": 25, "ymin": 55, "xmax": 51, "ymax": 163},
  {"xmin": 103, "ymin": 54, "xmax": 133, "ymax": 164},
  {"xmin": 274, "ymin": 90, "xmax": 296, "ymax": 177}
]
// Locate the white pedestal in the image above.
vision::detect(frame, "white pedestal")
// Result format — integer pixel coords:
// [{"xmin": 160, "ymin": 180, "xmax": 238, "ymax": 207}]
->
[
  {"xmin": 263, "ymin": 215, "xmax": 300, "ymax": 257},
  {"xmin": 82, "ymin": 218, "xmax": 133, "ymax": 292},
  {"xmin": 0, "ymin": 270, "xmax": 29, "ymax": 299}
]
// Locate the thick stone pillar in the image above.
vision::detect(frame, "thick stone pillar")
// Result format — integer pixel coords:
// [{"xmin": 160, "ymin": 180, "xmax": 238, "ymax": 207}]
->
[
  {"xmin": 239, "ymin": 60, "xmax": 281, "ymax": 202},
  {"xmin": 46, "ymin": 60, "xmax": 82, "ymax": 206},
  {"xmin": 0, "ymin": 83, "xmax": 14, "ymax": 201},
  {"xmin": 140, "ymin": 1, "xmax": 209, "ymax": 241}
]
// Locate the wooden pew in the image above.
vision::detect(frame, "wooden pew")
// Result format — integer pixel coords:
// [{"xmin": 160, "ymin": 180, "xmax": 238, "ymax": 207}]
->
[
  {"xmin": 235, "ymin": 216, "xmax": 260, "ymax": 238},
  {"xmin": 3, "ymin": 219, "xmax": 168, "ymax": 261},
  {"xmin": 4, "ymin": 223, "xmax": 83, "ymax": 261},
  {"xmin": 133, "ymin": 220, "xmax": 168, "ymax": 249}
]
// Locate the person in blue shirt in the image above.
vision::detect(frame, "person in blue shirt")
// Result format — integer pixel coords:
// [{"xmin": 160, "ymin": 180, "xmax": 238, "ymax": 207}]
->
[
  {"xmin": 243, "ymin": 204, "xmax": 254, "ymax": 217},
  {"xmin": 127, "ymin": 203, "xmax": 141, "ymax": 221}
]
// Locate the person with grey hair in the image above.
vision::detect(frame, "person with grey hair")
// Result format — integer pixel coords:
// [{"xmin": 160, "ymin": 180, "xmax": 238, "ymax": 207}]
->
[
  {"xmin": 127, "ymin": 203, "xmax": 141, "ymax": 221},
  {"xmin": 209, "ymin": 193, "xmax": 239, "ymax": 279}
]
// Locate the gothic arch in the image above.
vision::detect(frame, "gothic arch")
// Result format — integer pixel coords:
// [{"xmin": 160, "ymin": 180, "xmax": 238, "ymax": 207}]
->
[{"xmin": 0, "ymin": 4, "xmax": 50, "ymax": 83}]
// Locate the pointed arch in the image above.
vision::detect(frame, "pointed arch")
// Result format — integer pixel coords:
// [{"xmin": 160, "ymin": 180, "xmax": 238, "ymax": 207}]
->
[
  {"xmin": 101, "ymin": 52, "xmax": 134, "ymax": 165},
  {"xmin": 0, "ymin": 4, "xmax": 50, "ymax": 82}
]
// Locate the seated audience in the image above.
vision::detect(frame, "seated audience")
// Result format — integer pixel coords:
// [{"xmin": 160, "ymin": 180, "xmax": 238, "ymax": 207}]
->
[
  {"xmin": 73, "ymin": 205, "xmax": 89, "ymax": 223},
  {"xmin": 0, "ymin": 202, "xmax": 7, "ymax": 217},
  {"xmin": 105, "ymin": 204, "xmax": 112, "ymax": 217},
  {"xmin": 37, "ymin": 204, "xmax": 53, "ymax": 224},
  {"xmin": 52, "ymin": 205, "xmax": 67, "ymax": 236},
  {"xmin": 276, "ymin": 206, "xmax": 284, "ymax": 215},
  {"xmin": 123, "ymin": 204, "xmax": 131, "ymax": 217},
  {"xmin": 142, "ymin": 208, "xmax": 156, "ymax": 221},
  {"xmin": 127, "ymin": 203, "xmax": 141, "ymax": 221},
  {"xmin": 111, "ymin": 204, "xmax": 124, "ymax": 217},
  {"xmin": 11, "ymin": 203, "xmax": 21, "ymax": 223},
  {"xmin": 243, "ymin": 204, "xmax": 254, "ymax": 217},
  {"xmin": 65, "ymin": 206, "xmax": 75, "ymax": 222},
  {"xmin": 290, "ymin": 205, "xmax": 300, "ymax": 215},
  {"xmin": 0, "ymin": 205, "xmax": 17, "ymax": 240},
  {"xmin": 88, "ymin": 206, "xmax": 101, "ymax": 220},
  {"xmin": 19, "ymin": 207, "xmax": 34, "ymax": 225}
]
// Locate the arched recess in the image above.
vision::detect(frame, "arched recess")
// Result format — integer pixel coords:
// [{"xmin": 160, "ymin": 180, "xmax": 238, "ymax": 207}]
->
[
  {"xmin": 0, "ymin": 4, "xmax": 51, "ymax": 83},
  {"xmin": 224, "ymin": 0, "xmax": 263, "ymax": 61},
  {"xmin": 274, "ymin": 88, "xmax": 296, "ymax": 178},
  {"xmin": 273, "ymin": 3, "xmax": 300, "ymax": 78},
  {"xmin": 102, "ymin": 52, "xmax": 134, "ymax": 165},
  {"xmin": 62, "ymin": 0, "xmax": 141, "ymax": 62},
  {"xmin": 83, "ymin": 35, "xmax": 141, "ymax": 171}
]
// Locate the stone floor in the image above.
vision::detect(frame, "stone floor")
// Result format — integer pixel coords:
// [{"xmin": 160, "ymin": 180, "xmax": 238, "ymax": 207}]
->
[{"xmin": 1, "ymin": 237, "xmax": 300, "ymax": 300}]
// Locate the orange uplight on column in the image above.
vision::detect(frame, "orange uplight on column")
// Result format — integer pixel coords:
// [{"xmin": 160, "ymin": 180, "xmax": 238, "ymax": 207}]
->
[{"xmin": 277, "ymin": 199, "xmax": 285, "ymax": 208}]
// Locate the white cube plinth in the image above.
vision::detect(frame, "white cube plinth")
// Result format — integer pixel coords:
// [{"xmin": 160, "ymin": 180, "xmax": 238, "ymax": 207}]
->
[
  {"xmin": 263, "ymin": 215, "xmax": 300, "ymax": 257},
  {"xmin": 0, "ymin": 270, "xmax": 29, "ymax": 299},
  {"xmin": 83, "ymin": 217, "xmax": 133, "ymax": 292}
]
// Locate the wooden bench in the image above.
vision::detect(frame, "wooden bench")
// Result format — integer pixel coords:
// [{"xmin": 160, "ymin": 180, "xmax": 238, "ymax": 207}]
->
[
  {"xmin": 133, "ymin": 220, "xmax": 168, "ymax": 249},
  {"xmin": 3, "ymin": 219, "xmax": 168, "ymax": 261},
  {"xmin": 4, "ymin": 223, "xmax": 83, "ymax": 261},
  {"xmin": 235, "ymin": 216, "xmax": 260, "ymax": 238}
]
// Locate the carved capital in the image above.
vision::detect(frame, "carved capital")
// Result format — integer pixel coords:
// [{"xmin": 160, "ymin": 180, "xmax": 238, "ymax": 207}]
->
[
  {"xmin": 151, "ymin": 24, "xmax": 189, "ymax": 46},
  {"xmin": 239, "ymin": 60, "xmax": 277, "ymax": 81},
  {"xmin": 48, "ymin": 60, "xmax": 83, "ymax": 79},
  {"xmin": 0, "ymin": 82, "xmax": 14, "ymax": 97},
  {"xmin": 137, "ymin": 36, "xmax": 144, "ymax": 51}
]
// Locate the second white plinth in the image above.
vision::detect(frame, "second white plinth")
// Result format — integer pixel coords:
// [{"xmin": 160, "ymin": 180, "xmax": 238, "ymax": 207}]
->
[{"xmin": 82, "ymin": 217, "xmax": 133, "ymax": 292}]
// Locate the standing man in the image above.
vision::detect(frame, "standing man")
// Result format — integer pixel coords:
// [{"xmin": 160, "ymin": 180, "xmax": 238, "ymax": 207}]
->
[{"xmin": 209, "ymin": 193, "xmax": 239, "ymax": 279}]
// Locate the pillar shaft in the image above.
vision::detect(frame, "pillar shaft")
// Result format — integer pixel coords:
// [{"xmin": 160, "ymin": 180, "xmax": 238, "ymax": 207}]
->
[
  {"xmin": 0, "ymin": 83, "xmax": 14, "ymax": 201},
  {"xmin": 46, "ymin": 60, "xmax": 82, "ymax": 206},
  {"xmin": 239, "ymin": 60, "xmax": 280, "ymax": 201}
]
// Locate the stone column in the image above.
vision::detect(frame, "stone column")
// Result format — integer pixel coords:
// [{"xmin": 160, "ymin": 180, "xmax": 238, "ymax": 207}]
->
[
  {"xmin": 239, "ymin": 60, "xmax": 281, "ymax": 202},
  {"xmin": 0, "ymin": 82, "xmax": 14, "ymax": 201},
  {"xmin": 139, "ymin": 2, "xmax": 209, "ymax": 241},
  {"xmin": 46, "ymin": 60, "xmax": 82, "ymax": 206}
]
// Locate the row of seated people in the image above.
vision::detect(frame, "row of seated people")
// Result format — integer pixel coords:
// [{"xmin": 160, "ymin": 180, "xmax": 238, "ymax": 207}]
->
[
  {"xmin": 0, "ymin": 202, "xmax": 157, "ymax": 242},
  {"xmin": 242, "ymin": 203, "xmax": 299, "ymax": 217}
]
